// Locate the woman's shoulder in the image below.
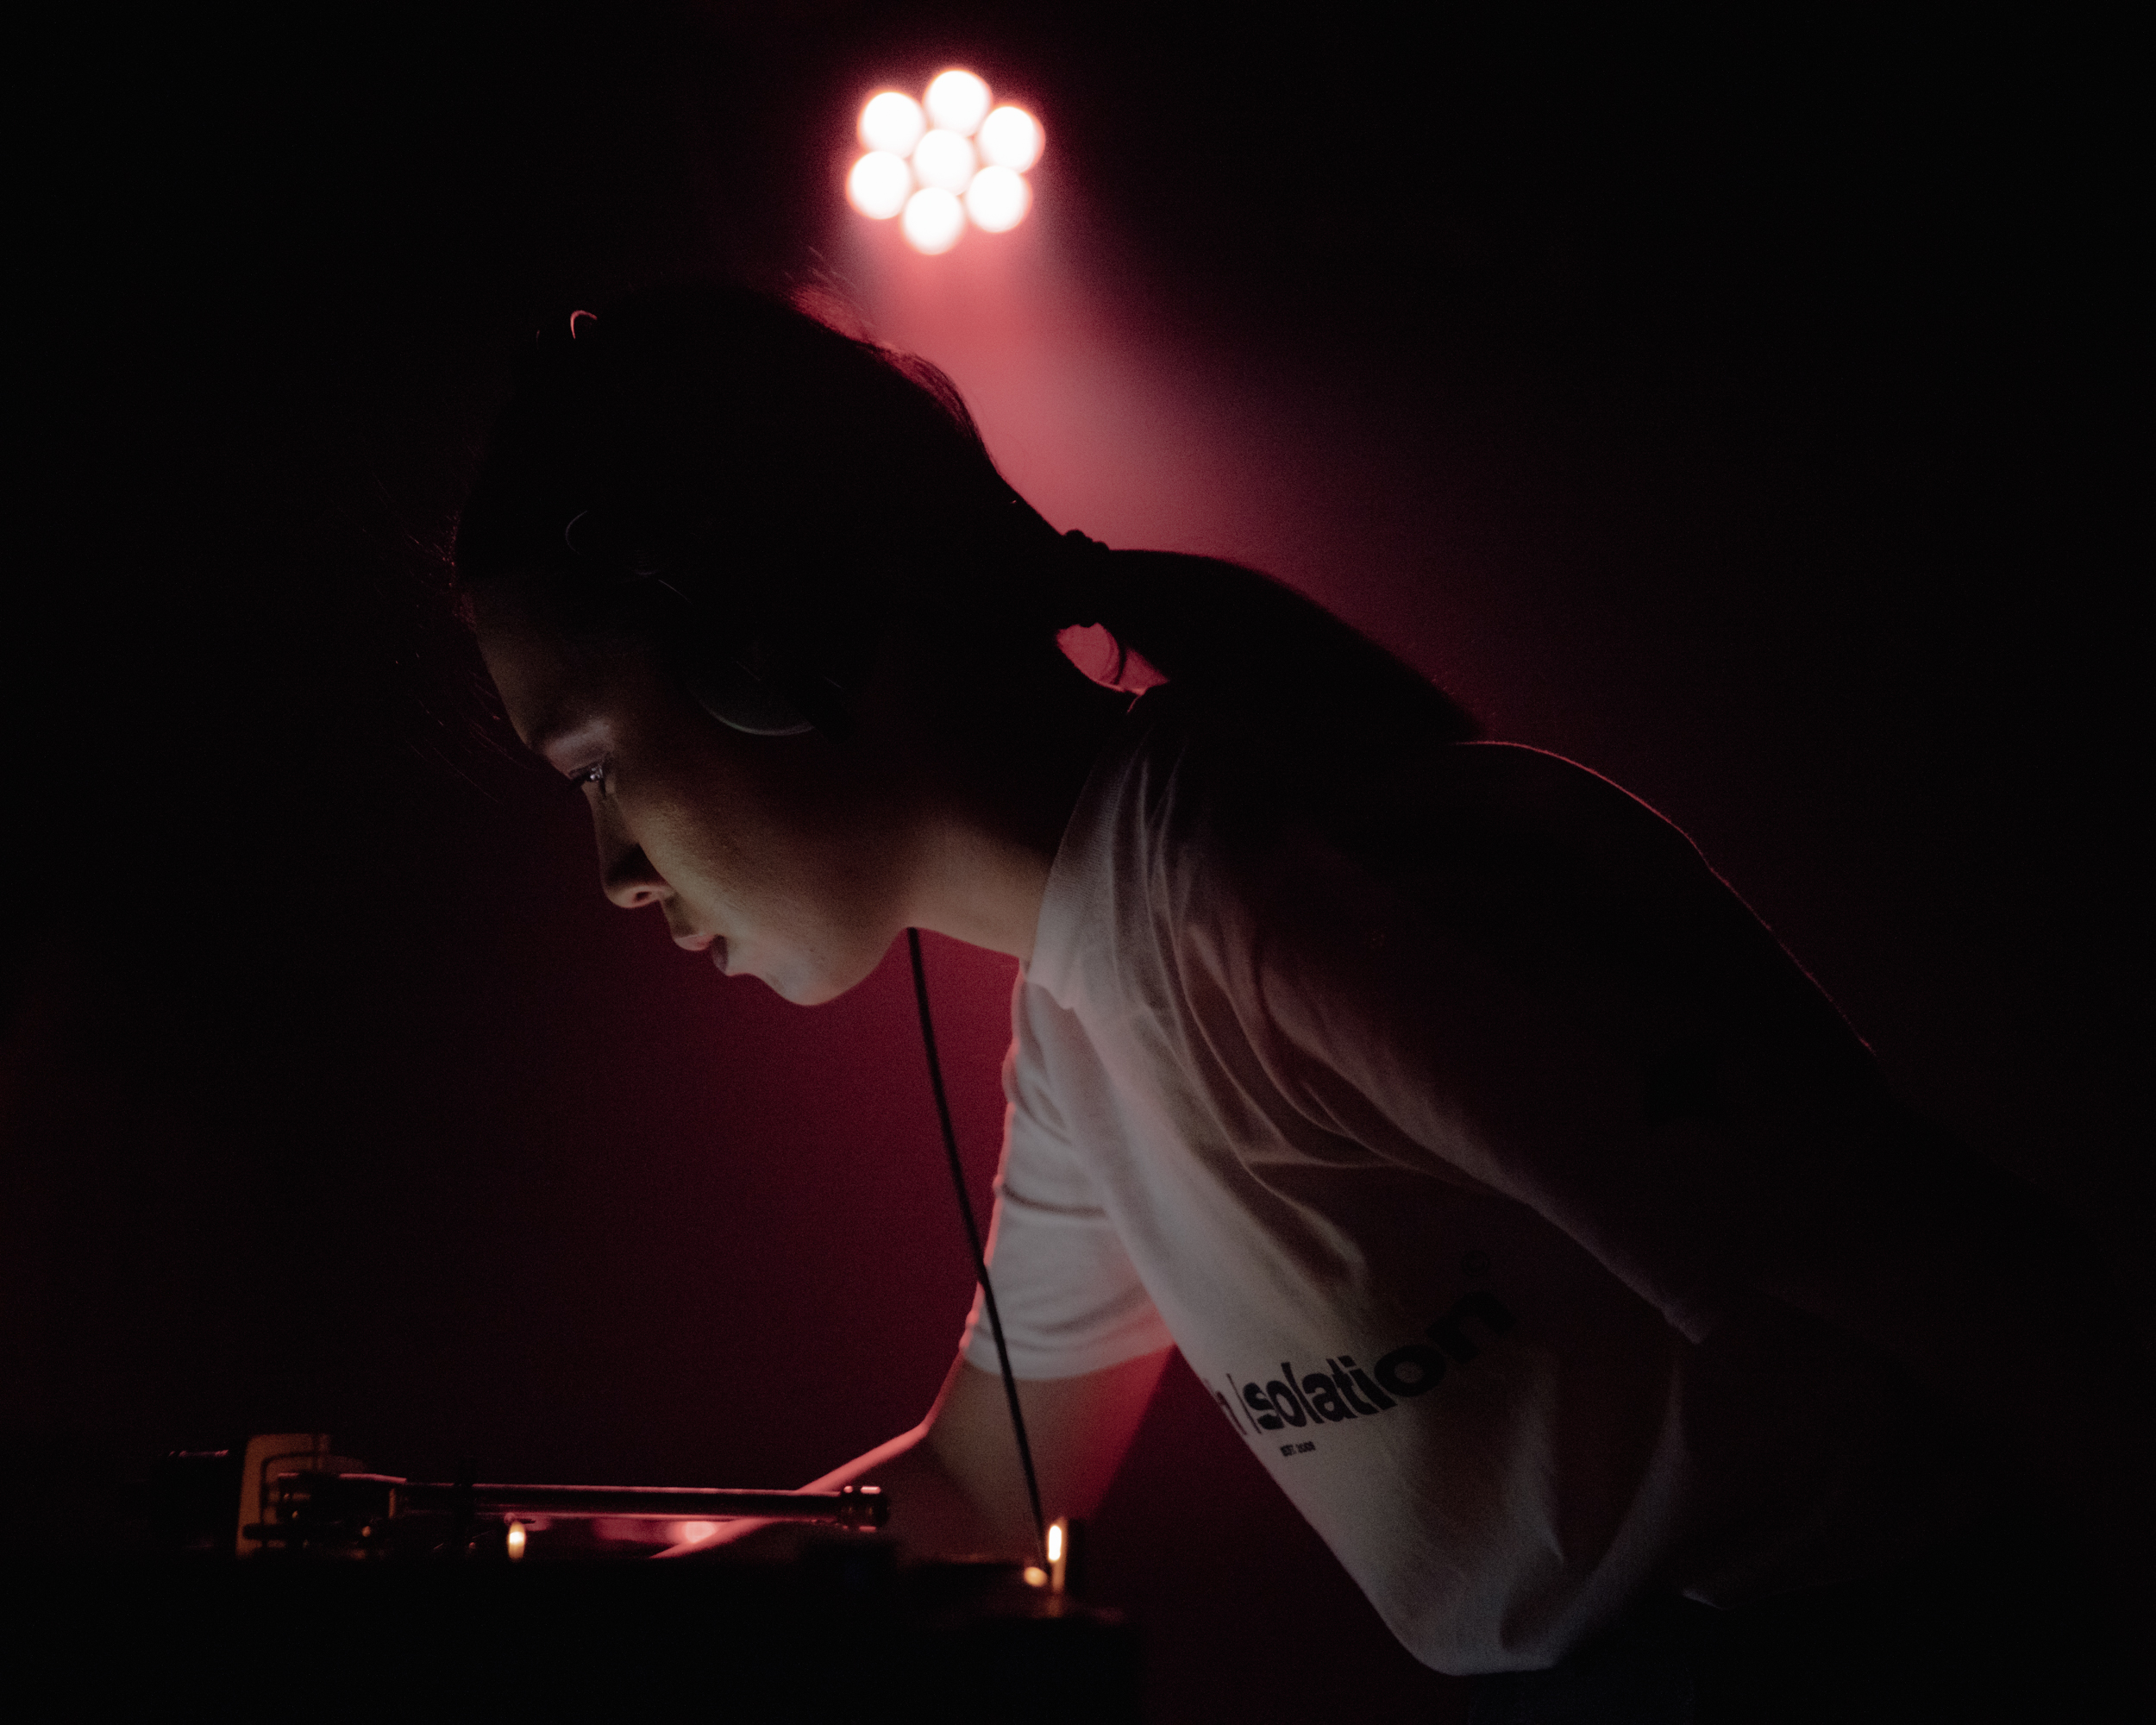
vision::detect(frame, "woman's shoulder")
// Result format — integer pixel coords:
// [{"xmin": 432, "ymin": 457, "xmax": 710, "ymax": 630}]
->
[
  {"xmin": 1140, "ymin": 714, "xmax": 1714, "ymax": 893},
  {"xmin": 1437, "ymin": 743, "xmax": 1717, "ymax": 873},
  {"xmin": 1086, "ymin": 699, "xmax": 1769, "ymax": 994}
]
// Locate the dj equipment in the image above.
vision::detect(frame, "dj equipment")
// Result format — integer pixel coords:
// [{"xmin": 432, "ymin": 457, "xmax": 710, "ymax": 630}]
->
[
  {"xmin": 91, "ymin": 1438, "xmax": 1136, "ymax": 1719},
  {"xmin": 141, "ymin": 1433, "xmax": 888, "ymax": 1564}
]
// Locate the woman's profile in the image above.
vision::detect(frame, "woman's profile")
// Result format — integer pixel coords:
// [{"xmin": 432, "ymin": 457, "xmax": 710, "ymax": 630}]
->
[{"xmin": 454, "ymin": 280, "xmax": 2147, "ymax": 1722}]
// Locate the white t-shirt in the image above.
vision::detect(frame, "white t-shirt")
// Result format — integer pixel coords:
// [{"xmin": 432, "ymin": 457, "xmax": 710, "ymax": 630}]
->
[{"xmin": 962, "ymin": 689, "xmax": 1984, "ymax": 1675}]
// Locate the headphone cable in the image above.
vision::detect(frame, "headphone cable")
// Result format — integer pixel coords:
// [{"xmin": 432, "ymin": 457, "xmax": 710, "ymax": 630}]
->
[{"xmin": 906, "ymin": 927, "xmax": 1048, "ymax": 1565}]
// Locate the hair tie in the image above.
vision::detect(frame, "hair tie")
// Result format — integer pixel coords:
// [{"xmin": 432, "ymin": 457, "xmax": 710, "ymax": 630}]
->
[
  {"xmin": 1000, "ymin": 495, "xmax": 1109, "ymax": 625},
  {"xmin": 1050, "ymin": 526, "xmax": 1119, "ymax": 632}
]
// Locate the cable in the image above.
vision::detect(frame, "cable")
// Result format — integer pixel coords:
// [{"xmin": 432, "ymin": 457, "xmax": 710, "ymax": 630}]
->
[{"xmin": 906, "ymin": 926, "xmax": 1047, "ymax": 1563}]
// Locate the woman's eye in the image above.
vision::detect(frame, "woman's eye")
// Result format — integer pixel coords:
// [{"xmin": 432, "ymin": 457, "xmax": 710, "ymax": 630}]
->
[{"xmin": 576, "ymin": 761, "xmax": 610, "ymax": 790}]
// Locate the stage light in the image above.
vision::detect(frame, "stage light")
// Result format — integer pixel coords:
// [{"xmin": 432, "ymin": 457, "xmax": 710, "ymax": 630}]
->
[
  {"xmin": 902, "ymin": 187, "xmax": 966, "ymax": 254},
  {"xmin": 924, "ymin": 69, "xmax": 991, "ymax": 136},
  {"xmin": 505, "ymin": 1521, "xmax": 528, "ymax": 1561},
  {"xmin": 965, "ymin": 165, "xmax": 1031, "ymax": 232},
  {"xmin": 847, "ymin": 68, "xmax": 1044, "ymax": 252},
  {"xmin": 858, "ymin": 91, "xmax": 926, "ymax": 156},
  {"xmin": 912, "ymin": 129, "xmax": 977, "ymax": 193},
  {"xmin": 977, "ymin": 105, "xmax": 1043, "ymax": 172},
  {"xmin": 848, "ymin": 150, "xmax": 913, "ymax": 219}
]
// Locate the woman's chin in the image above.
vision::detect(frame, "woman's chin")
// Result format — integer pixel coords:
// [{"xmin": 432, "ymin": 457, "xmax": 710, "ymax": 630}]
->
[
  {"xmin": 768, "ymin": 975, "xmax": 842, "ymax": 1007},
  {"xmin": 736, "ymin": 949, "xmax": 849, "ymax": 1007},
  {"xmin": 750, "ymin": 942, "xmax": 887, "ymax": 1008}
]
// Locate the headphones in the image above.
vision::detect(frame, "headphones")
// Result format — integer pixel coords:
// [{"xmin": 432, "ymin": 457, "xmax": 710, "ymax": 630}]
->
[{"xmin": 565, "ymin": 502, "xmax": 875, "ymax": 737}]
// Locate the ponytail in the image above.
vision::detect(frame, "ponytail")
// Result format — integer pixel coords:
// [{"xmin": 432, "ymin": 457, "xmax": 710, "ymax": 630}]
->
[{"xmin": 1080, "ymin": 547, "xmax": 1475, "ymax": 746}]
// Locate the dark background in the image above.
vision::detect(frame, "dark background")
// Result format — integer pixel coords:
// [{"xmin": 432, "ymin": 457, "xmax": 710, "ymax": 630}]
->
[{"xmin": 7, "ymin": 5, "xmax": 2141, "ymax": 1717}]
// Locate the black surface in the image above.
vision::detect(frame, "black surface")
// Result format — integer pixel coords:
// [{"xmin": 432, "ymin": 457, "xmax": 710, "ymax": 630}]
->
[{"xmin": 15, "ymin": 1552, "xmax": 1138, "ymax": 1722}]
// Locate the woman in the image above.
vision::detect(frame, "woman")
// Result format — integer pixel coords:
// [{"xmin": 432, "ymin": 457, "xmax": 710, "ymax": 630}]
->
[{"xmin": 456, "ymin": 282, "xmax": 2145, "ymax": 1721}]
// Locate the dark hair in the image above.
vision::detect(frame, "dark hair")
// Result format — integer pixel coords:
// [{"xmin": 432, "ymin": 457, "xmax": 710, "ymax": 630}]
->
[{"xmin": 454, "ymin": 279, "xmax": 1475, "ymax": 759}]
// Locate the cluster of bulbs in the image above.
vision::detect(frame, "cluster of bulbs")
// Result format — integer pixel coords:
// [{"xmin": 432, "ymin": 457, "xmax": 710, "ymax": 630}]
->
[{"xmin": 845, "ymin": 69, "xmax": 1044, "ymax": 254}]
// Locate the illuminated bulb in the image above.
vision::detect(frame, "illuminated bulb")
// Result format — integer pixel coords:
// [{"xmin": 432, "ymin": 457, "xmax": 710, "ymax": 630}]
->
[
  {"xmin": 1022, "ymin": 1565, "xmax": 1049, "ymax": 1588},
  {"xmin": 858, "ymin": 91, "xmax": 926, "ymax": 156},
  {"xmin": 901, "ymin": 187, "xmax": 966, "ymax": 253},
  {"xmin": 505, "ymin": 1521, "xmax": 528, "ymax": 1561},
  {"xmin": 911, "ymin": 129, "xmax": 976, "ymax": 193},
  {"xmin": 924, "ymin": 68, "xmax": 992, "ymax": 135},
  {"xmin": 965, "ymin": 166, "xmax": 1031, "ymax": 232},
  {"xmin": 977, "ymin": 105, "xmax": 1043, "ymax": 172},
  {"xmin": 1047, "ymin": 1515, "xmax": 1069, "ymax": 1595},
  {"xmin": 847, "ymin": 150, "xmax": 913, "ymax": 219}
]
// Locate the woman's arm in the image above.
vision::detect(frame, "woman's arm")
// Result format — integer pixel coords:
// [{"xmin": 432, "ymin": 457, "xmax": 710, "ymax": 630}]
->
[{"xmin": 664, "ymin": 1346, "xmax": 1172, "ymax": 1559}]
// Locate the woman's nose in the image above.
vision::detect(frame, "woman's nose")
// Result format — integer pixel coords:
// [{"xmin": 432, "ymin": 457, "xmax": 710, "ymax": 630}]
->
[
  {"xmin": 595, "ymin": 812, "xmax": 671, "ymax": 910},
  {"xmin": 603, "ymin": 844, "xmax": 671, "ymax": 909}
]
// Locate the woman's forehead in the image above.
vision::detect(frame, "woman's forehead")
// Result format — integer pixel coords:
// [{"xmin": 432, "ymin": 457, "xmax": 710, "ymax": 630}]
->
[{"xmin": 474, "ymin": 595, "xmax": 618, "ymax": 756}]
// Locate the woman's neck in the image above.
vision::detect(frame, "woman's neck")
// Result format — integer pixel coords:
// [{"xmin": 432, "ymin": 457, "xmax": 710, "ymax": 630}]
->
[{"xmin": 894, "ymin": 649, "xmax": 1134, "ymax": 964}]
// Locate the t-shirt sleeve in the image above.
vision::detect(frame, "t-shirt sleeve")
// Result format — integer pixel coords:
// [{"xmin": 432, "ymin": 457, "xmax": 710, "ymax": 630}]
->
[{"xmin": 958, "ymin": 982, "xmax": 1175, "ymax": 1379}]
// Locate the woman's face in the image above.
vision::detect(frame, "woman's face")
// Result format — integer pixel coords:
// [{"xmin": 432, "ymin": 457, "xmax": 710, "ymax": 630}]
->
[{"xmin": 476, "ymin": 596, "xmax": 917, "ymax": 1005}]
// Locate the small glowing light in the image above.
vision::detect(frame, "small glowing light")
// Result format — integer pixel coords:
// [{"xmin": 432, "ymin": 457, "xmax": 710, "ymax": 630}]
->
[
  {"xmin": 1047, "ymin": 1515, "xmax": 1070, "ymax": 1595},
  {"xmin": 977, "ymin": 105, "xmax": 1043, "ymax": 172},
  {"xmin": 670, "ymin": 1520, "xmax": 720, "ymax": 1545},
  {"xmin": 924, "ymin": 68, "xmax": 992, "ymax": 135},
  {"xmin": 847, "ymin": 150, "xmax": 913, "ymax": 219},
  {"xmin": 902, "ymin": 186, "xmax": 966, "ymax": 254},
  {"xmin": 505, "ymin": 1521, "xmax": 528, "ymax": 1561},
  {"xmin": 858, "ymin": 91, "xmax": 926, "ymax": 156},
  {"xmin": 911, "ymin": 129, "xmax": 976, "ymax": 193},
  {"xmin": 965, "ymin": 166, "xmax": 1031, "ymax": 232},
  {"xmin": 1022, "ymin": 1565, "xmax": 1049, "ymax": 1588}
]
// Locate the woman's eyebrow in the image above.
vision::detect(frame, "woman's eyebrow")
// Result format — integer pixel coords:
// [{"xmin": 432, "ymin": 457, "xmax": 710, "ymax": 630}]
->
[{"xmin": 519, "ymin": 698, "xmax": 600, "ymax": 763}]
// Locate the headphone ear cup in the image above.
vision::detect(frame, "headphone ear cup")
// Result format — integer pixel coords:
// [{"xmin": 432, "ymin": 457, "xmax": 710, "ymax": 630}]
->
[{"xmin": 685, "ymin": 653, "xmax": 816, "ymax": 737}]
